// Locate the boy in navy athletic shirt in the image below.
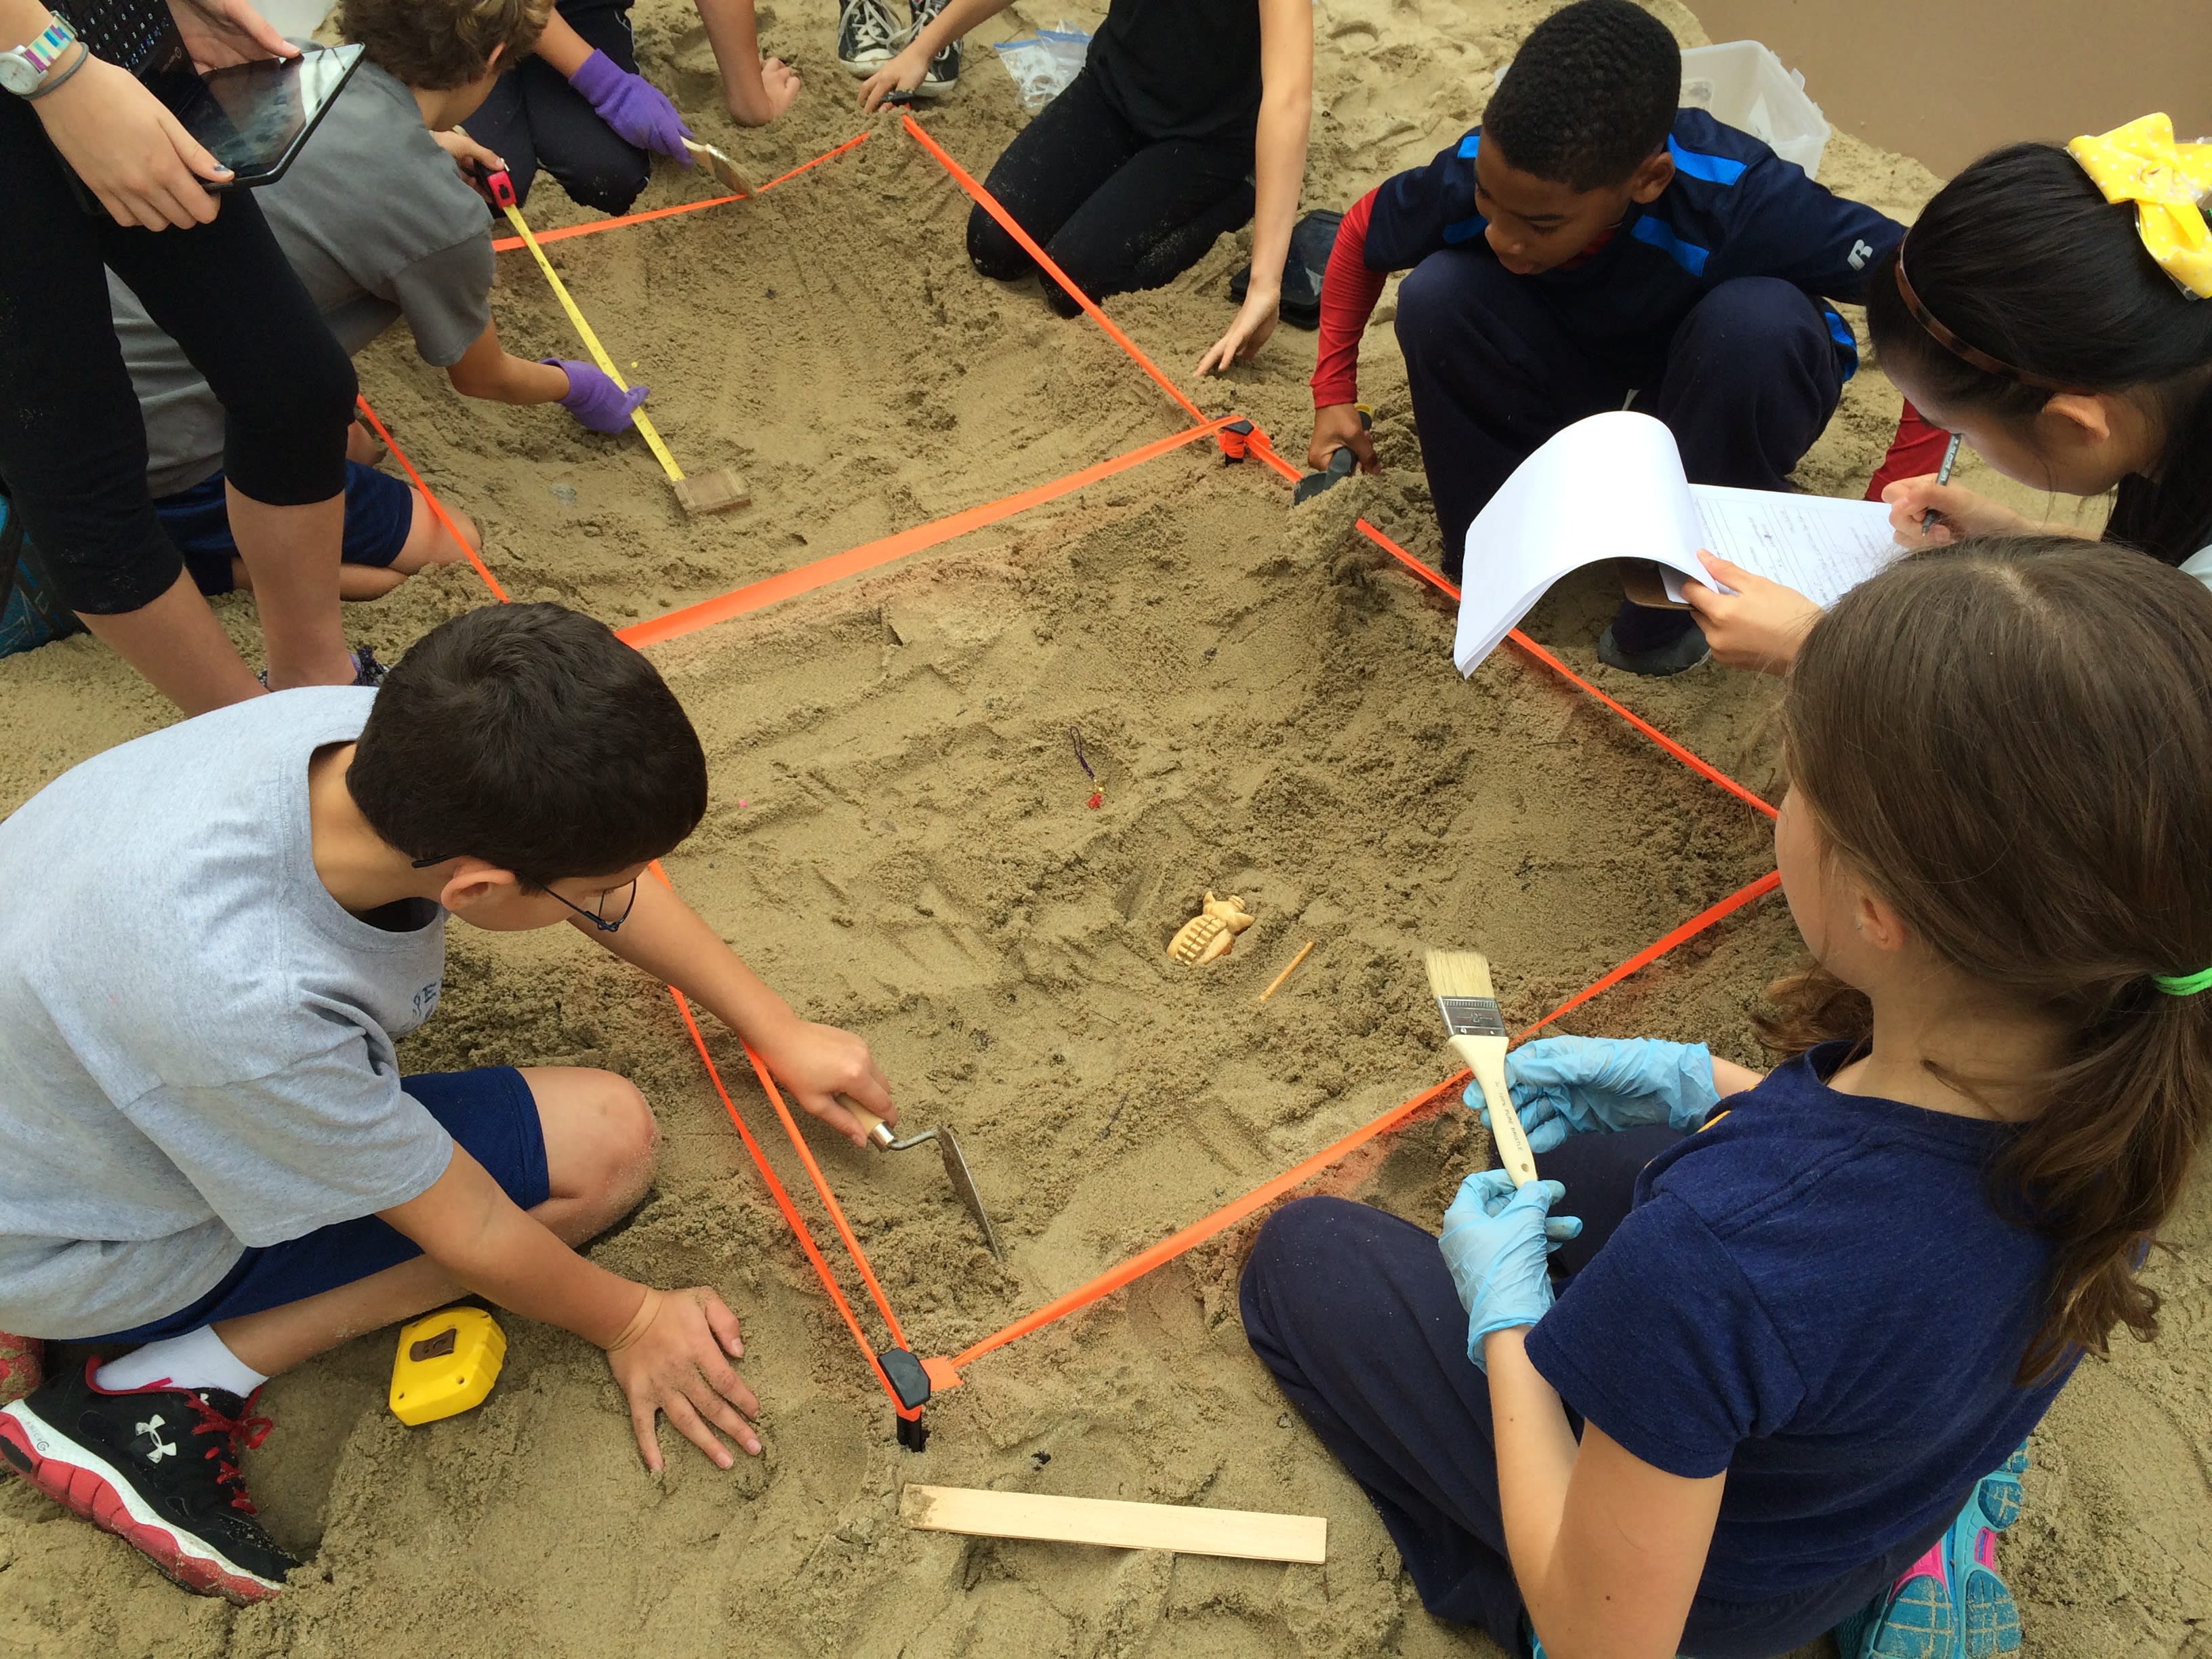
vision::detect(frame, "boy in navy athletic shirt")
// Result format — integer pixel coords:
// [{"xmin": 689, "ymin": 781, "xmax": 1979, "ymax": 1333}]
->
[{"xmin": 1307, "ymin": 0, "xmax": 1902, "ymax": 674}]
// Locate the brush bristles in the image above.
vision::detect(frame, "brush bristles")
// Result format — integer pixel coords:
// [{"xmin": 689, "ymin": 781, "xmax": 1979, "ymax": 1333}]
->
[{"xmin": 1423, "ymin": 947, "xmax": 1495, "ymax": 1001}]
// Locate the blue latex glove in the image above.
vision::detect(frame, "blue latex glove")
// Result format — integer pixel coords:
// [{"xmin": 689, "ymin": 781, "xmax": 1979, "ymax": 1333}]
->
[
  {"xmin": 1438, "ymin": 1172, "xmax": 1582, "ymax": 1370},
  {"xmin": 545, "ymin": 359, "xmax": 651, "ymax": 434},
  {"xmin": 569, "ymin": 49, "xmax": 693, "ymax": 161},
  {"xmin": 1465, "ymin": 1035, "xmax": 1719, "ymax": 1154}
]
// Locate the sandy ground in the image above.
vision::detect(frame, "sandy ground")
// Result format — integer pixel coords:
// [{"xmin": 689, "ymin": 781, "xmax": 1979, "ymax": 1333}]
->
[{"xmin": 1, "ymin": 2, "xmax": 2203, "ymax": 1656}]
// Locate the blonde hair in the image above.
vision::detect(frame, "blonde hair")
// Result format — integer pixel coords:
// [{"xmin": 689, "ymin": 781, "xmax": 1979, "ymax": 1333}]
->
[{"xmin": 340, "ymin": 0, "xmax": 552, "ymax": 91}]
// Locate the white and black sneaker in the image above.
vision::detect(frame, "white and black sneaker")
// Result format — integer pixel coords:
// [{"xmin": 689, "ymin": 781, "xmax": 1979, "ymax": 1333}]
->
[
  {"xmin": 909, "ymin": 0, "xmax": 960, "ymax": 94},
  {"xmin": 0, "ymin": 1358, "xmax": 297, "ymax": 1602},
  {"xmin": 838, "ymin": 0, "xmax": 899, "ymax": 75}
]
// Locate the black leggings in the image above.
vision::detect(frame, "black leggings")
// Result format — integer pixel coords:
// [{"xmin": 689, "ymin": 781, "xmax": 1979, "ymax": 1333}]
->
[
  {"xmin": 0, "ymin": 97, "xmax": 354, "ymax": 615},
  {"xmin": 966, "ymin": 68, "xmax": 1254, "ymax": 316},
  {"xmin": 466, "ymin": 0, "xmax": 651, "ymax": 216}
]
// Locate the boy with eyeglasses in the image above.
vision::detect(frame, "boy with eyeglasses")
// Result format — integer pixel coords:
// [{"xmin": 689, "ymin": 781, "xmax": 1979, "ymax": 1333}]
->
[{"xmin": 0, "ymin": 602, "xmax": 895, "ymax": 1602}]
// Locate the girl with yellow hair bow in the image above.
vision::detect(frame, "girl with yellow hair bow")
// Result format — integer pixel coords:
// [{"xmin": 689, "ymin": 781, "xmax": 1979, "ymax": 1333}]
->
[{"xmin": 1682, "ymin": 123, "xmax": 2212, "ymax": 674}]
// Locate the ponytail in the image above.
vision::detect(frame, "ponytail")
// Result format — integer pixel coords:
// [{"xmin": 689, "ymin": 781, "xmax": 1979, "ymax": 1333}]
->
[
  {"xmin": 1864, "ymin": 143, "xmax": 2212, "ymax": 566},
  {"xmin": 1774, "ymin": 538, "xmax": 2212, "ymax": 1380}
]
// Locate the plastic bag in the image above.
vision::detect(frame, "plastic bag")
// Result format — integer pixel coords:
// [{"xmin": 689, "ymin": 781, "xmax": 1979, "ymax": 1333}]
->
[{"xmin": 992, "ymin": 24, "xmax": 1090, "ymax": 113}]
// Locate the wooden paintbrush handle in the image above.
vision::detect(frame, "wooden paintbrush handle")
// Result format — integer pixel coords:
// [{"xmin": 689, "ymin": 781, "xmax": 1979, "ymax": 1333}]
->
[{"xmin": 1465, "ymin": 1057, "xmax": 1538, "ymax": 1187}]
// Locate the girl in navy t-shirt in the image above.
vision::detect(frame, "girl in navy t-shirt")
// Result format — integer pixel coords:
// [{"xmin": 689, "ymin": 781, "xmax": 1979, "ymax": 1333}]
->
[{"xmin": 1244, "ymin": 537, "xmax": 2212, "ymax": 1659}]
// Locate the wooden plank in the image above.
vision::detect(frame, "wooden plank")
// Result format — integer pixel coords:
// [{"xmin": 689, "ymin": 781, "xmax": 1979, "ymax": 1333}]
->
[{"xmin": 899, "ymin": 1485, "xmax": 1326, "ymax": 1565}]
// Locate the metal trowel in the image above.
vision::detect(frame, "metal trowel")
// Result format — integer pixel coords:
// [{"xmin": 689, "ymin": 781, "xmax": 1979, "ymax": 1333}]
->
[{"xmin": 847, "ymin": 1104, "xmax": 1003, "ymax": 1258}]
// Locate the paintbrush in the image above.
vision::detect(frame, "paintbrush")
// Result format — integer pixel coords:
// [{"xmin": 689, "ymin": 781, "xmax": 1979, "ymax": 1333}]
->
[
  {"xmin": 1921, "ymin": 432, "xmax": 1962, "ymax": 536},
  {"xmin": 682, "ymin": 137, "xmax": 758, "ymax": 197},
  {"xmin": 1423, "ymin": 949, "xmax": 1537, "ymax": 1187}
]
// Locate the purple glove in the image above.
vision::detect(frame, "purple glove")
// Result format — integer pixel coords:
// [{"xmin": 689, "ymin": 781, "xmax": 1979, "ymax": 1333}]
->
[
  {"xmin": 568, "ymin": 49, "xmax": 692, "ymax": 162},
  {"xmin": 546, "ymin": 359, "xmax": 651, "ymax": 434}
]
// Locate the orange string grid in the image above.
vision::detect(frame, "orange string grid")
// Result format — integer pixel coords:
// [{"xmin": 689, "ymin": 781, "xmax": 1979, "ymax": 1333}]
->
[{"xmin": 489, "ymin": 131, "xmax": 872, "ymax": 254}]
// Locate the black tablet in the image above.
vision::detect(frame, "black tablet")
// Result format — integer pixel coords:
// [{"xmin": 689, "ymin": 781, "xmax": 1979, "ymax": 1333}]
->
[{"xmin": 145, "ymin": 41, "xmax": 365, "ymax": 191}]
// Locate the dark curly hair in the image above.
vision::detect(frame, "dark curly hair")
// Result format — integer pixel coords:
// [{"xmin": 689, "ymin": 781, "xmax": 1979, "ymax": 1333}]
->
[
  {"xmin": 1483, "ymin": 0, "xmax": 1680, "ymax": 190},
  {"xmin": 348, "ymin": 603, "xmax": 707, "ymax": 881}
]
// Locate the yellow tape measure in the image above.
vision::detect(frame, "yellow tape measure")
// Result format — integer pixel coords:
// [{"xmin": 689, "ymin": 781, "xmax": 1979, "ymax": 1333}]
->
[{"xmin": 492, "ymin": 180, "xmax": 687, "ymax": 487}]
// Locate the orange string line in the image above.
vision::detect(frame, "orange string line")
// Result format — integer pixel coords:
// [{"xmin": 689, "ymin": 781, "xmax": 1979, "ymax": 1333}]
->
[
  {"xmin": 352, "ymin": 396, "xmax": 508, "ymax": 602},
  {"xmin": 732, "ymin": 1040, "xmax": 910, "ymax": 1355},
  {"xmin": 489, "ymin": 131, "xmax": 872, "ymax": 253},
  {"xmin": 618, "ymin": 416, "xmax": 1235, "ymax": 649},
  {"xmin": 939, "ymin": 1073, "xmax": 1471, "ymax": 1377},
  {"xmin": 1350, "ymin": 516, "xmax": 1780, "ymax": 823},
  {"xmin": 899, "ymin": 112, "xmax": 1210, "ymax": 431}
]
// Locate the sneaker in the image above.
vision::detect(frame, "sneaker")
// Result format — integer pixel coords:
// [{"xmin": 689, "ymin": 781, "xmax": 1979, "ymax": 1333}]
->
[
  {"xmin": 907, "ymin": 0, "xmax": 960, "ymax": 94},
  {"xmin": 0, "ymin": 1332, "xmax": 41, "ymax": 1407},
  {"xmin": 1596, "ymin": 620, "xmax": 1711, "ymax": 676},
  {"xmin": 838, "ymin": 0, "xmax": 898, "ymax": 74},
  {"xmin": 1833, "ymin": 1444, "xmax": 2029, "ymax": 1659},
  {"xmin": 0, "ymin": 1357, "xmax": 298, "ymax": 1602}
]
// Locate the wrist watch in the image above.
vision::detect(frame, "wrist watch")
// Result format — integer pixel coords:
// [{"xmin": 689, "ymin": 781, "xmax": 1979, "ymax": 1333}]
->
[{"xmin": 0, "ymin": 19, "xmax": 80, "ymax": 97}]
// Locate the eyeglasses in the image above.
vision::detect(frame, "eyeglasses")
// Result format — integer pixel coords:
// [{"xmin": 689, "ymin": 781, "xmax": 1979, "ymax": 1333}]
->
[{"xmin": 411, "ymin": 857, "xmax": 640, "ymax": 934}]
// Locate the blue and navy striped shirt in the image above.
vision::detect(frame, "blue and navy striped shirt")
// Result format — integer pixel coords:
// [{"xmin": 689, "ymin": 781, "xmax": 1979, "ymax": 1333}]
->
[{"xmin": 1364, "ymin": 110, "xmax": 1904, "ymax": 372}]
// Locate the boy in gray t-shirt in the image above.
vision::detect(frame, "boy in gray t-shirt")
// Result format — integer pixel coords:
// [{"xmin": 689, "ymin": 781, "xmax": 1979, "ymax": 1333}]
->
[
  {"xmin": 113, "ymin": 0, "xmax": 651, "ymax": 603},
  {"xmin": 0, "ymin": 605, "xmax": 898, "ymax": 1603}
]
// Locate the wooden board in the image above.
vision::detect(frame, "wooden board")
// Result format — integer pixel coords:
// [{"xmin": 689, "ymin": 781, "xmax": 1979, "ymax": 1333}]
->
[{"xmin": 899, "ymin": 1485, "xmax": 1326, "ymax": 1564}]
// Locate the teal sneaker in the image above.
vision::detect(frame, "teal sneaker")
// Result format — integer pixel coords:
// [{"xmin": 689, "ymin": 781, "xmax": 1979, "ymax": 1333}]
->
[{"xmin": 1834, "ymin": 1443, "xmax": 2028, "ymax": 1659}]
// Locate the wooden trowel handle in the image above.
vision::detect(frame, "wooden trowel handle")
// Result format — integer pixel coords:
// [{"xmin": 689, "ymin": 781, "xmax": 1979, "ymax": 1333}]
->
[
  {"xmin": 842, "ymin": 1100, "xmax": 898, "ymax": 1149},
  {"xmin": 1454, "ymin": 1040, "xmax": 1539, "ymax": 1187}
]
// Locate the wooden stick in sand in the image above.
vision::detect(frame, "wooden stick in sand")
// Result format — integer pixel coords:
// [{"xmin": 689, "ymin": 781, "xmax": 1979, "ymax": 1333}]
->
[
  {"xmin": 901, "ymin": 1486, "xmax": 1327, "ymax": 1564},
  {"xmin": 1257, "ymin": 939, "xmax": 1317, "ymax": 1003}
]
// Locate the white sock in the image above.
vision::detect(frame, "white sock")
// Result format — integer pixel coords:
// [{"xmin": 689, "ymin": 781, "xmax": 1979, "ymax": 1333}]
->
[{"xmin": 95, "ymin": 1326, "xmax": 268, "ymax": 1398}]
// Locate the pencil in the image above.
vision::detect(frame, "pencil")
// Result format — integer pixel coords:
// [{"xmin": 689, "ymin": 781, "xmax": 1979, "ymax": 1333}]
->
[{"xmin": 1921, "ymin": 432, "xmax": 1962, "ymax": 536}]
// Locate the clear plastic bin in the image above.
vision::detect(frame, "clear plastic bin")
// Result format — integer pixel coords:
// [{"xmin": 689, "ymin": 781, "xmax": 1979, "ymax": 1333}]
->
[{"xmin": 1677, "ymin": 41, "xmax": 1830, "ymax": 180}]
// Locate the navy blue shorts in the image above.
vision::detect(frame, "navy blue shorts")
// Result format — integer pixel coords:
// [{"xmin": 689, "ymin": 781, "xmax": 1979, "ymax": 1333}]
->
[
  {"xmin": 157, "ymin": 460, "xmax": 414, "ymax": 597},
  {"xmin": 89, "ymin": 1067, "xmax": 549, "ymax": 1344}
]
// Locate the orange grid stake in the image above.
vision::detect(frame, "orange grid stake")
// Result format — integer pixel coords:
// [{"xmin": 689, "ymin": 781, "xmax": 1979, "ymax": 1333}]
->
[
  {"xmin": 489, "ymin": 131, "xmax": 872, "ymax": 253},
  {"xmin": 353, "ymin": 156, "xmax": 1801, "ymax": 1425}
]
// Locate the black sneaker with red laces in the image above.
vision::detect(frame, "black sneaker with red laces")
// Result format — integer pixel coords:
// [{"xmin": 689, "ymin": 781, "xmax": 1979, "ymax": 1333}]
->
[{"xmin": 0, "ymin": 1357, "xmax": 297, "ymax": 1601}]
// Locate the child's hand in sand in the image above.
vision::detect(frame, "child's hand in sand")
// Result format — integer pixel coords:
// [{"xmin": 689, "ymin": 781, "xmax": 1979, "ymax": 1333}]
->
[
  {"xmin": 604, "ymin": 1286, "xmax": 761, "ymax": 1471},
  {"xmin": 1679, "ymin": 552, "xmax": 1823, "ymax": 676},
  {"xmin": 1196, "ymin": 287, "xmax": 1282, "ymax": 377},
  {"xmin": 859, "ymin": 43, "xmax": 929, "ymax": 112},
  {"xmin": 752, "ymin": 1018, "xmax": 895, "ymax": 1146},
  {"xmin": 1881, "ymin": 476, "xmax": 2027, "ymax": 548},
  {"xmin": 1308, "ymin": 403, "xmax": 1379, "ymax": 475}
]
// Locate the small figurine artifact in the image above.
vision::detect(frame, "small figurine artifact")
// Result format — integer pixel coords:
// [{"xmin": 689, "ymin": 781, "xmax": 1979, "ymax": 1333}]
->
[{"xmin": 1168, "ymin": 892, "xmax": 1256, "ymax": 965}]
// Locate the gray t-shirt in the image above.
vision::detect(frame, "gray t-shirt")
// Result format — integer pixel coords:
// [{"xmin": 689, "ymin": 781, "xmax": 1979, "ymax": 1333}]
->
[
  {"xmin": 0, "ymin": 688, "xmax": 455, "ymax": 1338},
  {"xmin": 112, "ymin": 61, "xmax": 495, "ymax": 497}
]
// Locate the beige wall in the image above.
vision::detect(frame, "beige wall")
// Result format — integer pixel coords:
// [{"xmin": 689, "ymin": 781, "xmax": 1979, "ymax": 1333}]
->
[{"xmin": 1688, "ymin": 0, "xmax": 2212, "ymax": 178}]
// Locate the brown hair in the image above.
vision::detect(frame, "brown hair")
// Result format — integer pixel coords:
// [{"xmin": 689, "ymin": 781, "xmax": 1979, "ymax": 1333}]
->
[
  {"xmin": 1761, "ymin": 535, "xmax": 2212, "ymax": 1382},
  {"xmin": 340, "ymin": 0, "xmax": 551, "ymax": 91}
]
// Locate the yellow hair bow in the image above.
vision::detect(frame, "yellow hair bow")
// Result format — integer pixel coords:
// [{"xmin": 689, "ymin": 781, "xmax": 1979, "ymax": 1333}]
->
[{"xmin": 2067, "ymin": 113, "xmax": 2212, "ymax": 300}]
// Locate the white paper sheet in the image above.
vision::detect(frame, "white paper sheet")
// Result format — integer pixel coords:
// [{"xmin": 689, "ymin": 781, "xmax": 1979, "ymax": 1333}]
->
[{"xmin": 1450, "ymin": 411, "xmax": 1898, "ymax": 674}]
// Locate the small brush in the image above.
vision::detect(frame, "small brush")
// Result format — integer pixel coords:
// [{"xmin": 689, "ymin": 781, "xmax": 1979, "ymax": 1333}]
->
[
  {"xmin": 1422, "ymin": 949, "xmax": 1537, "ymax": 1187},
  {"xmin": 682, "ymin": 137, "xmax": 758, "ymax": 197}
]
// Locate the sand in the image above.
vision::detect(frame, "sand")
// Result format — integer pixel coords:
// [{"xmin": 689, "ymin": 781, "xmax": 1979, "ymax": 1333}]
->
[{"xmin": 1, "ymin": 2, "xmax": 2203, "ymax": 1655}]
